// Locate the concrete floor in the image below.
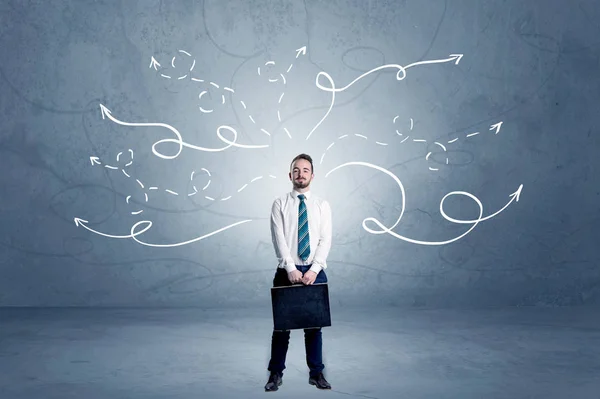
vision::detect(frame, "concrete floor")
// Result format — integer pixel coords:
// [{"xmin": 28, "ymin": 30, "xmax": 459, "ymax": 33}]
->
[{"xmin": 1, "ymin": 306, "xmax": 599, "ymax": 399}]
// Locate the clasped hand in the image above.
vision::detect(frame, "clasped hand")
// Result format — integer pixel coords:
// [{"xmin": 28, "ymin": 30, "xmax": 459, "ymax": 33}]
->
[{"xmin": 288, "ymin": 269, "xmax": 317, "ymax": 285}]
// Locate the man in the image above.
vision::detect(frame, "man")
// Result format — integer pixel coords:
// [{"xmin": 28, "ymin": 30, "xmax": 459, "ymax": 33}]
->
[{"xmin": 264, "ymin": 153, "xmax": 333, "ymax": 392}]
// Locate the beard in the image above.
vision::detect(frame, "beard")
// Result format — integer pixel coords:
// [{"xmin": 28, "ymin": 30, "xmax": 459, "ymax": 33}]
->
[{"xmin": 293, "ymin": 178, "xmax": 310, "ymax": 189}]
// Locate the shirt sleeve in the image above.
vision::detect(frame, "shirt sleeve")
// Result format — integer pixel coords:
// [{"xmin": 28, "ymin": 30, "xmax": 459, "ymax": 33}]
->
[
  {"xmin": 309, "ymin": 200, "xmax": 332, "ymax": 275},
  {"xmin": 270, "ymin": 198, "xmax": 297, "ymax": 273}
]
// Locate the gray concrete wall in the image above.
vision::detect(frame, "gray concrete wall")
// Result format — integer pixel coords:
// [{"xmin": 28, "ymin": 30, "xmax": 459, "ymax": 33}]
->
[{"xmin": 1, "ymin": 0, "xmax": 598, "ymax": 308}]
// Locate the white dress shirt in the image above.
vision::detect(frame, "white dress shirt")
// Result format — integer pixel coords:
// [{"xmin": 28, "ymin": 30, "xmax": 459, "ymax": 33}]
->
[{"xmin": 270, "ymin": 189, "xmax": 332, "ymax": 275}]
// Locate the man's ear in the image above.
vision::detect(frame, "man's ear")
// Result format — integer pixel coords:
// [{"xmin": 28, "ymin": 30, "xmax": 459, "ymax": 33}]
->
[{"xmin": 288, "ymin": 172, "xmax": 292, "ymax": 180}]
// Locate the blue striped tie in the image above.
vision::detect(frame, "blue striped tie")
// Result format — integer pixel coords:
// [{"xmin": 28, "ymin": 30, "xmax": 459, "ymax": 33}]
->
[{"xmin": 297, "ymin": 194, "xmax": 310, "ymax": 261}]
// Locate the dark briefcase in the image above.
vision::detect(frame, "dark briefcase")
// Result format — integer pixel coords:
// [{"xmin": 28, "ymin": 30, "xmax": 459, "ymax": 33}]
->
[{"xmin": 271, "ymin": 283, "xmax": 332, "ymax": 331}]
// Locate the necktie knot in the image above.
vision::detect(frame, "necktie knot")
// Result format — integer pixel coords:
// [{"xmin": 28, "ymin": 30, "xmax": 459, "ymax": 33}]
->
[{"xmin": 298, "ymin": 194, "xmax": 305, "ymax": 201}]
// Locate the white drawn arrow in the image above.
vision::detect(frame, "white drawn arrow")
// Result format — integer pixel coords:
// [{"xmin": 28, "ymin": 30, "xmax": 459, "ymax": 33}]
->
[
  {"xmin": 99, "ymin": 103, "xmax": 267, "ymax": 160},
  {"xmin": 405, "ymin": 53, "xmax": 463, "ymax": 68},
  {"xmin": 325, "ymin": 161, "xmax": 522, "ymax": 245},
  {"xmin": 73, "ymin": 217, "xmax": 253, "ymax": 247},
  {"xmin": 295, "ymin": 46, "xmax": 307, "ymax": 58},
  {"xmin": 490, "ymin": 121, "xmax": 503, "ymax": 134},
  {"xmin": 100, "ymin": 103, "xmax": 185, "ymax": 159},
  {"xmin": 149, "ymin": 56, "xmax": 161, "ymax": 70},
  {"xmin": 74, "ymin": 217, "xmax": 150, "ymax": 239},
  {"xmin": 307, "ymin": 54, "xmax": 463, "ymax": 140},
  {"xmin": 89, "ymin": 156, "xmax": 101, "ymax": 165},
  {"xmin": 258, "ymin": 45, "xmax": 307, "ymax": 139},
  {"xmin": 317, "ymin": 53, "xmax": 463, "ymax": 94},
  {"xmin": 446, "ymin": 184, "xmax": 523, "ymax": 224}
]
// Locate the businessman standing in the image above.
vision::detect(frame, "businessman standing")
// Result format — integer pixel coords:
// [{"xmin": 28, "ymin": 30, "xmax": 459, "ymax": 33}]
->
[{"xmin": 264, "ymin": 153, "xmax": 333, "ymax": 392}]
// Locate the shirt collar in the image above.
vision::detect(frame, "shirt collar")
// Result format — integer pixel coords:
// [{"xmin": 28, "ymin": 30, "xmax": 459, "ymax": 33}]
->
[{"xmin": 291, "ymin": 189, "xmax": 311, "ymax": 199}]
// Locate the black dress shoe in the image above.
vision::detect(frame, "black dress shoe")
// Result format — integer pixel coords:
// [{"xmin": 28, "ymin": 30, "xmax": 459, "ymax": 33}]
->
[
  {"xmin": 265, "ymin": 372, "xmax": 283, "ymax": 391},
  {"xmin": 309, "ymin": 373, "xmax": 331, "ymax": 389}
]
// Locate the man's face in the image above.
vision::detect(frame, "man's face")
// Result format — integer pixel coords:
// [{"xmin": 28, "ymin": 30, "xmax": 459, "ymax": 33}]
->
[{"xmin": 289, "ymin": 159, "xmax": 313, "ymax": 190}]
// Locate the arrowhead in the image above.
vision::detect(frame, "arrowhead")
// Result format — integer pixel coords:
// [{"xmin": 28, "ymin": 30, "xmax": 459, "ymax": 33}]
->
[
  {"xmin": 449, "ymin": 53, "xmax": 463, "ymax": 64},
  {"xmin": 99, "ymin": 104, "xmax": 111, "ymax": 120},
  {"xmin": 89, "ymin": 156, "xmax": 100, "ymax": 165},
  {"xmin": 149, "ymin": 56, "xmax": 161, "ymax": 70},
  {"xmin": 295, "ymin": 46, "xmax": 307, "ymax": 58},
  {"xmin": 490, "ymin": 121, "xmax": 503, "ymax": 134},
  {"xmin": 73, "ymin": 217, "xmax": 88, "ymax": 227},
  {"xmin": 509, "ymin": 184, "xmax": 524, "ymax": 202}
]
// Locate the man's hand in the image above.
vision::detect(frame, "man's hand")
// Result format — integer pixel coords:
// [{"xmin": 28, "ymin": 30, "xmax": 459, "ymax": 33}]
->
[
  {"xmin": 287, "ymin": 269, "xmax": 303, "ymax": 284},
  {"xmin": 302, "ymin": 270, "xmax": 317, "ymax": 285}
]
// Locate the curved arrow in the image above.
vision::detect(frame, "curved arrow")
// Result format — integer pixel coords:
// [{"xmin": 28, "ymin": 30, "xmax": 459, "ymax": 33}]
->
[
  {"xmin": 443, "ymin": 184, "xmax": 523, "ymax": 224},
  {"xmin": 325, "ymin": 161, "xmax": 522, "ymax": 246},
  {"xmin": 99, "ymin": 104, "xmax": 268, "ymax": 160},
  {"xmin": 316, "ymin": 53, "xmax": 463, "ymax": 94},
  {"xmin": 73, "ymin": 217, "xmax": 151, "ymax": 239},
  {"xmin": 74, "ymin": 217, "xmax": 253, "ymax": 247},
  {"xmin": 307, "ymin": 54, "xmax": 463, "ymax": 141}
]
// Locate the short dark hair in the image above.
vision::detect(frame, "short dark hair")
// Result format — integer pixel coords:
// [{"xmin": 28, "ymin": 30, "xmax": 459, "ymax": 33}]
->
[{"xmin": 290, "ymin": 153, "xmax": 313, "ymax": 173}]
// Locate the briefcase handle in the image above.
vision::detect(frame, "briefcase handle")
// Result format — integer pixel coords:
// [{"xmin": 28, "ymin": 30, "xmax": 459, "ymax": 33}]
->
[{"xmin": 289, "ymin": 283, "xmax": 327, "ymax": 286}]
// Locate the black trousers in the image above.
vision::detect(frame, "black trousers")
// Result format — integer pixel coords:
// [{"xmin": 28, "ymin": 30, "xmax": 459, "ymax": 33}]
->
[{"xmin": 267, "ymin": 265, "xmax": 328, "ymax": 377}]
